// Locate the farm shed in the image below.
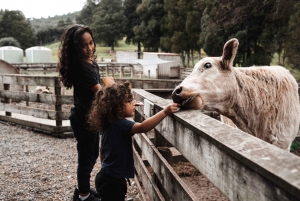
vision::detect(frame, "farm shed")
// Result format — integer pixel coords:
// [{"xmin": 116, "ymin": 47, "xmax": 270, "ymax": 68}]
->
[
  {"xmin": 0, "ymin": 46, "xmax": 23, "ymax": 63},
  {"xmin": 116, "ymin": 51, "xmax": 138, "ymax": 63},
  {"xmin": 139, "ymin": 52, "xmax": 180, "ymax": 79},
  {"xmin": 25, "ymin": 46, "xmax": 52, "ymax": 63},
  {"xmin": 0, "ymin": 59, "xmax": 24, "ymax": 99}
]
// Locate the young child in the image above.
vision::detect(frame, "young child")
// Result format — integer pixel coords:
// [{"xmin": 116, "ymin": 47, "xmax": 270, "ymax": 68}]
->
[{"xmin": 88, "ymin": 81, "xmax": 180, "ymax": 201}]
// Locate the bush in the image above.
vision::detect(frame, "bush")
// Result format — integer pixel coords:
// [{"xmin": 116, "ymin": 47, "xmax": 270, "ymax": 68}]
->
[{"xmin": 0, "ymin": 37, "xmax": 21, "ymax": 48}]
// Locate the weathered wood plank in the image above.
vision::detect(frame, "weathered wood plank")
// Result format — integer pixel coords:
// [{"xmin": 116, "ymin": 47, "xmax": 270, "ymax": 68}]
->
[
  {"xmin": 0, "ymin": 115, "xmax": 71, "ymax": 133},
  {"xmin": 133, "ymin": 146, "xmax": 165, "ymax": 201},
  {"xmin": 0, "ymin": 90, "xmax": 73, "ymax": 104},
  {"xmin": 132, "ymin": 89, "xmax": 300, "ymax": 201},
  {"xmin": 116, "ymin": 79, "xmax": 182, "ymax": 89},
  {"xmin": 0, "ymin": 103, "xmax": 69, "ymax": 120},
  {"xmin": 133, "ymin": 133, "xmax": 198, "ymax": 201},
  {"xmin": 0, "ymin": 74, "xmax": 57, "ymax": 87}
]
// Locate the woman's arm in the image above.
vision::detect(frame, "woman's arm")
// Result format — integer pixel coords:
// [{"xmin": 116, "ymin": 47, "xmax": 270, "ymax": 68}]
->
[
  {"xmin": 131, "ymin": 103, "xmax": 179, "ymax": 134},
  {"xmin": 91, "ymin": 84, "xmax": 102, "ymax": 93}
]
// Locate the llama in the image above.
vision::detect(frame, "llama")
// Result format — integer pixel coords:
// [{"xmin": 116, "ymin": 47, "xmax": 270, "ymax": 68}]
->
[{"xmin": 172, "ymin": 38, "xmax": 300, "ymax": 150}]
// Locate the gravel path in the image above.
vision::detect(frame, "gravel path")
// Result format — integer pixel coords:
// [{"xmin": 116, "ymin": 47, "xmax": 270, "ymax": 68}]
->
[{"xmin": 0, "ymin": 122, "xmax": 141, "ymax": 201}]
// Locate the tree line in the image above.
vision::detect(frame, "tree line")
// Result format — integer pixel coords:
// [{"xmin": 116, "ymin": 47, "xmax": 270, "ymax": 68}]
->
[{"xmin": 0, "ymin": 0, "xmax": 299, "ymax": 69}]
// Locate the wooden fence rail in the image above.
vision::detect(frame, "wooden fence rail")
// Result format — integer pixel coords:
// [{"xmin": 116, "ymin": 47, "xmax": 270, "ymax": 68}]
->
[
  {"xmin": 0, "ymin": 74, "xmax": 73, "ymax": 137},
  {"xmin": 132, "ymin": 89, "xmax": 300, "ymax": 201},
  {"xmin": 11, "ymin": 62, "xmax": 140, "ymax": 78},
  {"xmin": 0, "ymin": 74, "xmax": 181, "ymax": 137}
]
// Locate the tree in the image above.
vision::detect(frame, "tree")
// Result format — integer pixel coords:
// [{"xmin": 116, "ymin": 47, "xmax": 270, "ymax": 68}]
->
[
  {"xmin": 0, "ymin": 10, "xmax": 37, "ymax": 50},
  {"xmin": 76, "ymin": 0, "xmax": 98, "ymax": 26},
  {"xmin": 161, "ymin": 0, "xmax": 204, "ymax": 67},
  {"xmin": 36, "ymin": 27, "xmax": 64, "ymax": 45},
  {"xmin": 285, "ymin": 1, "xmax": 300, "ymax": 70},
  {"xmin": 134, "ymin": 0, "xmax": 165, "ymax": 52},
  {"xmin": 65, "ymin": 17, "xmax": 73, "ymax": 27},
  {"xmin": 91, "ymin": 0, "xmax": 128, "ymax": 51},
  {"xmin": 57, "ymin": 19, "xmax": 65, "ymax": 28},
  {"xmin": 123, "ymin": 0, "xmax": 142, "ymax": 54},
  {"xmin": 199, "ymin": 0, "xmax": 287, "ymax": 66},
  {"xmin": 0, "ymin": 37, "xmax": 21, "ymax": 47}
]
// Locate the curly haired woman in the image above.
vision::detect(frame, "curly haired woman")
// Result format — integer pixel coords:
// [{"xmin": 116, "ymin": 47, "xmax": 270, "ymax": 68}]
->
[
  {"xmin": 57, "ymin": 24, "xmax": 101, "ymax": 201},
  {"xmin": 88, "ymin": 81, "xmax": 180, "ymax": 201}
]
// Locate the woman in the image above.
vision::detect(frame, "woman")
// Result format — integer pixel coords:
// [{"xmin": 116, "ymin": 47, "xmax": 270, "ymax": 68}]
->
[{"xmin": 57, "ymin": 24, "xmax": 101, "ymax": 201}]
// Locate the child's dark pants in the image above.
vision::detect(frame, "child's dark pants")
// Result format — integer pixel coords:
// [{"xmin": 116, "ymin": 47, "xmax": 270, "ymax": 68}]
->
[
  {"xmin": 95, "ymin": 168, "xmax": 127, "ymax": 201},
  {"xmin": 70, "ymin": 108, "xmax": 100, "ymax": 194}
]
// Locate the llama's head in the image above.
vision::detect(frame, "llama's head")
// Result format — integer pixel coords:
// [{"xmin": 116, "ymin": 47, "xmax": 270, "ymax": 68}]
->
[{"xmin": 172, "ymin": 38, "xmax": 239, "ymax": 112}]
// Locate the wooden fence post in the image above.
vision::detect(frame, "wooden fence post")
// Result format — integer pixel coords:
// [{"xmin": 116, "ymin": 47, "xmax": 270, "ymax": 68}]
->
[
  {"xmin": 4, "ymin": 84, "xmax": 11, "ymax": 116},
  {"xmin": 130, "ymin": 65, "xmax": 134, "ymax": 78},
  {"xmin": 43, "ymin": 63, "xmax": 47, "ymax": 75},
  {"xmin": 55, "ymin": 78, "xmax": 62, "ymax": 128},
  {"xmin": 105, "ymin": 65, "xmax": 109, "ymax": 77},
  {"xmin": 120, "ymin": 66, "xmax": 123, "ymax": 78},
  {"xmin": 26, "ymin": 85, "xmax": 29, "ymax": 106}
]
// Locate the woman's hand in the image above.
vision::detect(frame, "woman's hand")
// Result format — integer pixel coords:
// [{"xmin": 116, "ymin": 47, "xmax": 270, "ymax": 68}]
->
[{"xmin": 102, "ymin": 76, "xmax": 115, "ymax": 86}]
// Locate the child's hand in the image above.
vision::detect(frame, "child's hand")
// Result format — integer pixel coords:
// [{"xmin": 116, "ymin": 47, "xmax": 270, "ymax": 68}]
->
[{"xmin": 163, "ymin": 103, "xmax": 180, "ymax": 115}]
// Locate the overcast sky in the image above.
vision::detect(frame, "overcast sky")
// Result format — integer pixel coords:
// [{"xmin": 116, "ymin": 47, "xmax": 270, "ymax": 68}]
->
[{"xmin": 0, "ymin": 0, "xmax": 86, "ymax": 19}]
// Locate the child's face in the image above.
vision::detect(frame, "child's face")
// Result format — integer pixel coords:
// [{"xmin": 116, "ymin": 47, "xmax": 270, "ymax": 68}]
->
[
  {"xmin": 122, "ymin": 101, "xmax": 136, "ymax": 118},
  {"xmin": 81, "ymin": 32, "xmax": 95, "ymax": 62}
]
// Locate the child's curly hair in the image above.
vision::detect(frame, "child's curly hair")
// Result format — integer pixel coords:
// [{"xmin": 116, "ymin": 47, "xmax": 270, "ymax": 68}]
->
[{"xmin": 88, "ymin": 81, "xmax": 133, "ymax": 131}]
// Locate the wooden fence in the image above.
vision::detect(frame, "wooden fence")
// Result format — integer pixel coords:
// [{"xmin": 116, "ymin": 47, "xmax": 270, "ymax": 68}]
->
[
  {"xmin": 1, "ymin": 74, "xmax": 300, "ymax": 201},
  {"xmin": 0, "ymin": 74, "xmax": 181, "ymax": 137},
  {"xmin": 0, "ymin": 74, "xmax": 73, "ymax": 137},
  {"xmin": 132, "ymin": 89, "xmax": 300, "ymax": 201},
  {"xmin": 11, "ymin": 62, "xmax": 140, "ymax": 78}
]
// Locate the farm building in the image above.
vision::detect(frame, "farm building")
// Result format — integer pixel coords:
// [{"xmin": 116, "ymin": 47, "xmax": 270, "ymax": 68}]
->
[
  {"xmin": 0, "ymin": 46, "xmax": 23, "ymax": 63},
  {"xmin": 0, "ymin": 59, "xmax": 24, "ymax": 95},
  {"xmin": 25, "ymin": 46, "xmax": 52, "ymax": 63},
  {"xmin": 139, "ymin": 52, "xmax": 180, "ymax": 79},
  {"xmin": 116, "ymin": 51, "xmax": 181, "ymax": 79},
  {"xmin": 116, "ymin": 51, "xmax": 138, "ymax": 63}
]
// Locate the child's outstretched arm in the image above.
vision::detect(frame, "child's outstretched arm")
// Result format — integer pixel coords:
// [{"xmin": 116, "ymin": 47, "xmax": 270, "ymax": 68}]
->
[{"xmin": 132, "ymin": 103, "xmax": 180, "ymax": 134}]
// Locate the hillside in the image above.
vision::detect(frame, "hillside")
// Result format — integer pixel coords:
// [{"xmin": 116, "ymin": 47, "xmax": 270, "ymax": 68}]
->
[{"xmin": 29, "ymin": 11, "xmax": 79, "ymax": 33}]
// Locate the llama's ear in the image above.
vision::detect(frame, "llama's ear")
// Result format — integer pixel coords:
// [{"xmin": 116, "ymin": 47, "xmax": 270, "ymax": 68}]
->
[{"xmin": 221, "ymin": 38, "xmax": 239, "ymax": 69}]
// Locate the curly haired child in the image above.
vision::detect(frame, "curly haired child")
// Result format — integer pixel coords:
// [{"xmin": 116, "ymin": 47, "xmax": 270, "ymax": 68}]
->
[
  {"xmin": 57, "ymin": 24, "xmax": 101, "ymax": 201},
  {"xmin": 88, "ymin": 81, "xmax": 180, "ymax": 201}
]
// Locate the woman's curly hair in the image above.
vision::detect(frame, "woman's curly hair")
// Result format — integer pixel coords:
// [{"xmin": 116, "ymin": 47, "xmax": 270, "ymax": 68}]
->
[
  {"xmin": 88, "ymin": 81, "xmax": 133, "ymax": 131},
  {"xmin": 57, "ymin": 24, "xmax": 97, "ymax": 89}
]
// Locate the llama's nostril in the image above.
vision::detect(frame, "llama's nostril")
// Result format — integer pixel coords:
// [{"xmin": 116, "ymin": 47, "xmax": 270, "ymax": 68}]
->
[
  {"xmin": 172, "ymin": 86, "xmax": 183, "ymax": 103},
  {"xmin": 175, "ymin": 87, "xmax": 182, "ymax": 95}
]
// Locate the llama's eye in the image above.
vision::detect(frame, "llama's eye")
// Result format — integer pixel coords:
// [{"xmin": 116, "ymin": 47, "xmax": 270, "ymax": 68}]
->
[{"xmin": 204, "ymin": 63, "xmax": 212, "ymax": 69}]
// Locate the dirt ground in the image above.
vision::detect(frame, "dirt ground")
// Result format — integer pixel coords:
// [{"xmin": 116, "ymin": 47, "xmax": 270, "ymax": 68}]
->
[
  {"xmin": 0, "ymin": 122, "xmax": 143, "ymax": 201},
  {"xmin": 172, "ymin": 162, "xmax": 229, "ymax": 201}
]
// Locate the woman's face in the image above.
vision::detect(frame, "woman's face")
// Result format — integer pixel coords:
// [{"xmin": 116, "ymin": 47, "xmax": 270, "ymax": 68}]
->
[{"xmin": 81, "ymin": 32, "xmax": 95, "ymax": 62}]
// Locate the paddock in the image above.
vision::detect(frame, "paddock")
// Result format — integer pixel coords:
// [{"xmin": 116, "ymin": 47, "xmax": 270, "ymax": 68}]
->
[{"xmin": 0, "ymin": 74, "xmax": 299, "ymax": 201}]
